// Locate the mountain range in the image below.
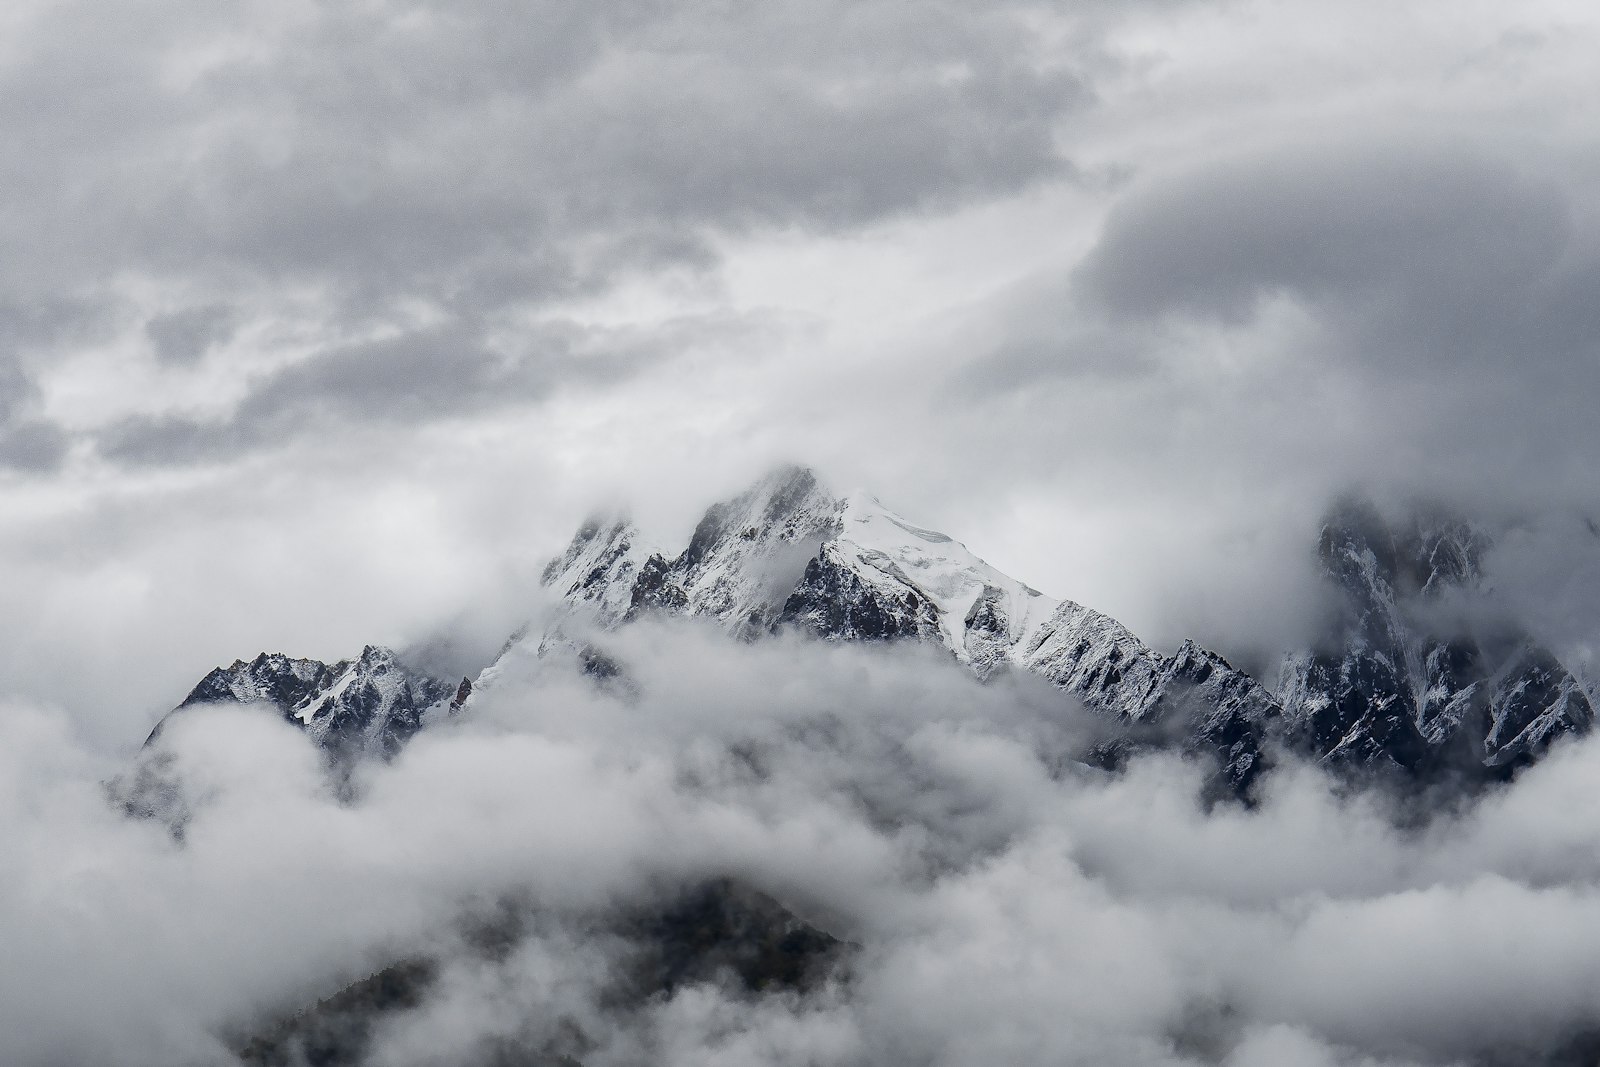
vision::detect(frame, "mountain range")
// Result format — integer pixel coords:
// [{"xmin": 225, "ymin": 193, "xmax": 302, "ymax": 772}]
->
[{"xmin": 146, "ymin": 466, "xmax": 1594, "ymax": 797}]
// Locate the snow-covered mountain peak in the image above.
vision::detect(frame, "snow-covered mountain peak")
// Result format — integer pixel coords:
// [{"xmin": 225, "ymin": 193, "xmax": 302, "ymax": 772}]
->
[
  {"xmin": 651, "ymin": 465, "xmax": 844, "ymax": 633},
  {"xmin": 154, "ymin": 644, "xmax": 457, "ymax": 758},
  {"xmin": 176, "ymin": 653, "xmax": 345, "ymax": 723},
  {"xmin": 823, "ymin": 491, "xmax": 1058, "ymax": 669},
  {"xmin": 354, "ymin": 644, "xmax": 399, "ymax": 669},
  {"xmin": 153, "ymin": 472, "xmax": 1589, "ymax": 796},
  {"xmin": 684, "ymin": 465, "xmax": 841, "ymax": 559},
  {"xmin": 838, "ymin": 491, "xmax": 954, "ymax": 545},
  {"xmin": 541, "ymin": 512, "xmax": 655, "ymax": 627},
  {"xmin": 520, "ymin": 468, "xmax": 1066, "ymax": 673}
]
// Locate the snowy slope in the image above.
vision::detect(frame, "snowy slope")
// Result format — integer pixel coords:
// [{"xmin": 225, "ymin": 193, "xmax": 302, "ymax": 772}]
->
[
  {"xmin": 1139, "ymin": 641, "xmax": 1280, "ymax": 787},
  {"xmin": 638, "ymin": 465, "xmax": 845, "ymax": 633},
  {"xmin": 799, "ymin": 494, "xmax": 1060, "ymax": 675},
  {"xmin": 540, "ymin": 514, "xmax": 658, "ymax": 629},
  {"xmin": 1019, "ymin": 600, "xmax": 1166, "ymax": 716},
  {"xmin": 508, "ymin": 466, "xmax": 1060, "ymax": 672},
  {"xmin": 1019, "ymin": 604, "xmax": 1279, "ymax": 791}
]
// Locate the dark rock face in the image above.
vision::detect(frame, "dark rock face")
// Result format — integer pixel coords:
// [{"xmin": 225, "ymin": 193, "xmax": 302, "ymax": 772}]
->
[
  {"xmin": 1287, "ymin": 500, "xmax": 1430, "ymax": 769},
  {"xmin": 1280, "ymin": 500, "xmax": 1592, "ymax": 781},
  {"xmin": 152, "ymin": 645, "xmax": 456, "ymax": 760},
  {"xmin": 1417, "ymin": 637, "xmax": 1482, "ymax": 744},
  {"xmin": 1290, "ymin": 653, "xmax": 1431, "ymax": 770},
  {"xmin": 449, "ymin": 676, "xmax": 474, "ymax": 714},
  {"xmin": 175, "ymin": 653, "xmax": 344, "ymax": 728},
  {"xmin": 311, "ymin": 647, "xmax": 458, "ymax": 759},
  {"xmin": 1483, "ymin": 644, "xmax": 1593, "ymax": 767},
  {"xmin": 777, "ymin": 546, "xmax": 941, "ymax": 643},
  {"xmin": 627, "ymin": 552, "xmax": 688, "ymax": 616}
]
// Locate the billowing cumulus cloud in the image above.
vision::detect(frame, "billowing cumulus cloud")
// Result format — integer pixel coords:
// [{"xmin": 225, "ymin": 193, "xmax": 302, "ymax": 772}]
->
[{"xmin": 9, "ymin": 625, "xmax": 1600, "ymax": 1065}]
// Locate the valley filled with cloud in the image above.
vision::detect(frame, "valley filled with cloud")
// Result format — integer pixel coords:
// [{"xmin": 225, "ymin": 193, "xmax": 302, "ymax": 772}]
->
[{"xmin": 10, "ymin": 625, "xmax": 1600, "ymax": 1065}]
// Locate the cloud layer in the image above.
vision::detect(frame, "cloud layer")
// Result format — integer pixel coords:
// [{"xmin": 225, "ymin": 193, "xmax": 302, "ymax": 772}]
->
[
  {"xmin": 8, "ymin": 625, "xmax": 1600, "ymax": 1065},
  {"xmin": 1, "ymin": 0, "xmax": 1089, "ymax": 464}
]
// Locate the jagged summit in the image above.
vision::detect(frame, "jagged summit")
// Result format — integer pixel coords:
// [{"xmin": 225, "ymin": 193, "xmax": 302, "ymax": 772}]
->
[
  {"xmin": 496, "ymin": 465, "xmax": 1278, "ymax": 792},
  {"xmin": 641, "ymin": 464, "xmax": 844, "ymax": 632},
  {"xmin": 541, "ymin": 512, "xmax": 656, "ymax": 628},
  {"xmin": 154, "ymin": 644, "xmax": 459, "ymax": 758},
  {"xmin": 1281, "ymin": 497, "xmax": 1590, "ymax": 776},
  {"xmin": 178, "ymin": 652, "xmax": 344, "ymax": 720},
  {"xmin": 511, "ymin": 466, "xmax": 1063, "ymax": 675},
  {"xmin": 148, "ymin": 471, "xmax": 1594, "ymax": 797}
]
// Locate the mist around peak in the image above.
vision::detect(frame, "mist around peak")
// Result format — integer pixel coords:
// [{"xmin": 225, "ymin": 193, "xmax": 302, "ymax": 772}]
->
[{"xmin": 16, "ymin": 622, "xmax": 1600, "ymax": 1065}]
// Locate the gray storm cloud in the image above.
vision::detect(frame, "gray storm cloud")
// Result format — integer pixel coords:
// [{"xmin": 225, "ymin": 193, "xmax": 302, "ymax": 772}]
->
[
  {"xmin": 3, "ymin": 0, "xmax": 1599, "ymax": 734},
  {"xmin": 1077, "ymin": 142, "xmax": 1575, "ymax": 339},
  {"xmin": 0, "ymin": 0, "xmax": 1091, "ymax": 468},
  {"xmin": 7, "ymin": 624, "xmax": 1600, "ymax": 1065}
]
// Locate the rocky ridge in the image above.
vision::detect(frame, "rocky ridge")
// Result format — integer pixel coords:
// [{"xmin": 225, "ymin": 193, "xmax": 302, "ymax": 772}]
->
[
  {"xmin": 152, "ymin": 646, "xmax": 464, "ymax": 760},
  {"xmin": 147, "ymin": 467, "xmax": 1593, "ymax": 793},
  {"xmin": 1277, "ymin": 499, "xmax": 1593, "ymax": 780}
]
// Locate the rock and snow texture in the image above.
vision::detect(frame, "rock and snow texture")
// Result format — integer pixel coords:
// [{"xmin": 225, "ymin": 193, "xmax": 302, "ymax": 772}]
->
[
  {"xmin": 165, "ymin": 466, "xmax": 1273, "ymax": 786},
  {"xmin": 1138, "ymin": 642, "xmax": 1281, "ymax": 787},
  {"xmin": 1277, "ymin": 499, "xmax": 1593, "ymax": 776},
  {"xmin": 174, "ymin": 652, "xmax": 342, "ymax": 720},
  {"xmin": 639, "ymin": 466, "xmax": 845, "ymax": 632},
  {"xmin": 539, "ymin": 514, "xmax": 656, "ymax": 630},
  {"xmin": 1019, "ymin": 603, "xmax": 1279, "ymax": 791},
  {"xmin": 156, "ymin": 647, "xmax": 459, "ymax": 758},
  {"xmin": 515, "ymin": 465, "xmax": 1277, "ymax": 791},
  {"xmin": 516, "ymin": 465, "xmax": 1067, "ymax": 678},
  {"xmin": 504, "ymin": 465, "xmax": 1064, "ymax": 672},
  {"xmin": 155, "ymin": 468, "xmax": 1593, "ymax": 790},
  {"xmin": 777, "ymin": 490, "xmax": 1059, "ymax": 673},
  {"xmin": 1020, "ymin": 601, "xmax": 1166, "ymax": 714}
]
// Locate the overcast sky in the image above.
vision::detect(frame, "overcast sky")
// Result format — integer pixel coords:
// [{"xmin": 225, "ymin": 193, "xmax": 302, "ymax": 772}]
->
[
  {"xmin": 3, "ymin": 0, "xmax": 1600, "ymax": 745},
  {"xmin": 10, "ymin": 6, "xmax": 1600, "ymax": 1063}
]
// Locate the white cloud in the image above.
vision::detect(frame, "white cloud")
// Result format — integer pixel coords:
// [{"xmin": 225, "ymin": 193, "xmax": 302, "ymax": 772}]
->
[{"xmin": 6, "ymin": 626, "xmax": 1600, "ymax": 1063}]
